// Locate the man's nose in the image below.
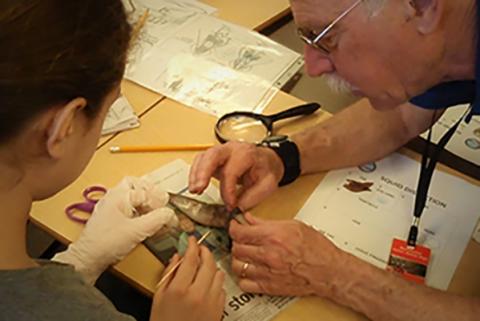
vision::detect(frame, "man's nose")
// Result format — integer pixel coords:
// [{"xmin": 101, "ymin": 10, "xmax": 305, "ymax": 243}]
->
[{"xmin": 303, "ymin": 44, "xmax": 334, "ymax": 77}]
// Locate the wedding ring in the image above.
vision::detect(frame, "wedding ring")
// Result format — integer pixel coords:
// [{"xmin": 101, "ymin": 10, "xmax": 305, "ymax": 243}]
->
[{"xmin": 240, "ymin": 262, "xmax": 250, "ymax": 278}]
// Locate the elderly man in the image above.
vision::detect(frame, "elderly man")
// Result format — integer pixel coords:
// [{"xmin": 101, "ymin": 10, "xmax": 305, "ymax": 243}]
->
[{"xmin": 189, "ymin": 0, "xmax": 480, "ymax": 320}]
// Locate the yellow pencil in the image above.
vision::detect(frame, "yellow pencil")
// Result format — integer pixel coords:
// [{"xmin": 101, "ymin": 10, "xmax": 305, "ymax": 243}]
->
[
  {"xmin": 109, "ymin": 144, "xmax": 214, "ymax": 153},
  {"xmin": 156, "ymin": 231, "xmax": 212, "ymax": 289},
  {"xmin": 131, "ymin": 9, "xmax": 149, "ymax": 42}
]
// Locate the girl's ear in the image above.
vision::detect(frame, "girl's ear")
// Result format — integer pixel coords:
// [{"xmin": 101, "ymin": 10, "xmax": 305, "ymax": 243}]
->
[{"xmin": 46, "ymin": 98, "xmax": 87, "ymax": 159}]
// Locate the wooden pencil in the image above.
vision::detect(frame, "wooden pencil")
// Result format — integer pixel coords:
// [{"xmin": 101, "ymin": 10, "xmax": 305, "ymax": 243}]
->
[
  {"xmin": 155, "ymin": 230, "xmax": 212, "ymax": 289},
  {"xmin": 109, "ymin": 144, "xmax": 214, "ymax": 153},
  {"xmin": 131, "ymin": 9, "xmax": 149, "ymax": 42}
]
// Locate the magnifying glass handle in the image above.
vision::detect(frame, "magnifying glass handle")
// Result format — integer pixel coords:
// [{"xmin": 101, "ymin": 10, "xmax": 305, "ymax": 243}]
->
[{"xmin": 268, "ymin": 103, "xmax": 321, "ymax": 122}]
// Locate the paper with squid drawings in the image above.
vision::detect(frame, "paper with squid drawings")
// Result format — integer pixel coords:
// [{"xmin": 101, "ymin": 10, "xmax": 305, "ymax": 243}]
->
[
  {"xmin": 295, "ymin": 152, "xmax": 480, "ymax": 290},
  {"xmin": 123, "ymin": 0, "xmax": 217, "ymax": 77},
  {"xmin": 125, "ymin": 12, "xmax": 303, "ymax": 116}
]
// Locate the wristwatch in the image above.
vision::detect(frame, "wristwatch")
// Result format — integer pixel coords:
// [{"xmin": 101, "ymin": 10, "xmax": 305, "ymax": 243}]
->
[{"xmin": 259, "ymin": 135, "xmax": 301, "ymax": 186}]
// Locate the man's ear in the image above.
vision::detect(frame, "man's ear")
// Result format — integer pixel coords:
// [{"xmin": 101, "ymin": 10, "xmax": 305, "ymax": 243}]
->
[
  {"xmin": 404, "ymin": 0, "xmax": 443, "ymax": 34},
  {"xmin": 46, "ymin": 97, "xmax": 87, "ymax": 159}
]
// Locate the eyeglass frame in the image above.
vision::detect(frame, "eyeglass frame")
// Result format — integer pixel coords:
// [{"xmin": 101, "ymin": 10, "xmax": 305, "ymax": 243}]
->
[{"xmin": 297, "ymin": 0, "xmax": 363, "ymax": 55}]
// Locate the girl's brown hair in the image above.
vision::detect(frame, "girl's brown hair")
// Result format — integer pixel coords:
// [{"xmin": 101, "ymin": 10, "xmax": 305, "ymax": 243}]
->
[{"xmin": 0, "ymin": 0, "xmax": 132, "ymax": 143}]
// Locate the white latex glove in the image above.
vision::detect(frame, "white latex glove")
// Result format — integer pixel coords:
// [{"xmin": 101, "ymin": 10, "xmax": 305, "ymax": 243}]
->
[{"xmin": 53, "ymin": 176, "xmax": 178, "ymax": 284}]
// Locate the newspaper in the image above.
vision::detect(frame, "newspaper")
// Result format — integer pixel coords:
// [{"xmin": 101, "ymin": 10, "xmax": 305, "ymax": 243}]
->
[{"xmin": 142, "ymin": 159, "xmax": 295, "ymax": 321}]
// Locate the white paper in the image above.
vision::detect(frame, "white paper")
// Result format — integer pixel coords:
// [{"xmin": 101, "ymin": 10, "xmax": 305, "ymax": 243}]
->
[
  {"xmin": 143, "ymin": 159, "xmax": 221, "ymax": 200},
  {"xmin": 102, "ymin": 96, "xmax": 140, "ymax": 135},
  {"xmin": 421, "ymin": 104, "xmax": 480, "ymax": 166},
  {"xmin": 126, "ymin": 14, "xmax": 301, "ymax": 116},
  {"xmin": 142, "ymin": 159, "xmax": 295, "ymax": 321},
  {"xmin": 296, "ymin": 153, "xmax": 480, "ymax": 290}
]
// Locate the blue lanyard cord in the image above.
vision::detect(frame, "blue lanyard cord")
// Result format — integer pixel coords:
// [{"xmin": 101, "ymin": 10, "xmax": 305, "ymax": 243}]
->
[{"xmin": 407, "ymin": 106, "xmax": 472, "ymax": 247}]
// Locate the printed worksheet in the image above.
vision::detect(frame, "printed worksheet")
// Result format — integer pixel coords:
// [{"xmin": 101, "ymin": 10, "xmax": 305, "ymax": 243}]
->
[
  {"xmin": 123, "ymin": 0, "xmax": 217, "ymax": 77},
  {"xmin": 296, "ymin": 153, "xmax": 480, "ymax": 290},
  {"xmin": 421, "ymin": 104, "xmax": 480, "ymax": 166},
  {"xmin": 126, "ymin": 14, "xmax": 302, "ymax": 116}
]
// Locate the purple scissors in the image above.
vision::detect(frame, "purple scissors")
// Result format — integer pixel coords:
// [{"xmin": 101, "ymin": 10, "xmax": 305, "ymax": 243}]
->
[{"xmin": 65, "ymin": 186, "xmax": 107, "ymax": 224}]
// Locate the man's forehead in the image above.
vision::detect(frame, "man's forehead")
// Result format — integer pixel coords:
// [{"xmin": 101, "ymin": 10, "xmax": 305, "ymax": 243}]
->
[{"xmin": 291, "ymin": 0, "xmax": 353, "ymax": 28}]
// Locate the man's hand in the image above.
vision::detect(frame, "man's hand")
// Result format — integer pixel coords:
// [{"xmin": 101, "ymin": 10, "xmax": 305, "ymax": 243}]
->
[
  {"xmin": 53, "ymin": 176, "xmax": 178, "ymax": 284},
  {"xmin": 230, "ymin": 214, "xmax": 480, "ymax": 321},
  {"xmin": 188, "ymin": 141, "xmax": 284, "ymax": 210},
  {"xmin": 229, "ymin": 213, "xmax": 344, "ymax": 297}
]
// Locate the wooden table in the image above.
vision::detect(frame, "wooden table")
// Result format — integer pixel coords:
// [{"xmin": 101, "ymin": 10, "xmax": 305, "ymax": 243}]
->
[
  {"xmin": 202, "ymin": 0, "xmax": 290, "ymax": 31},
  {"xmin": 96, "ymin": 80, "xmax": 164, "ymax": 148},
  {"xmin": 30, "ymin": 96, "xmax": 480, "ymax": 321}
]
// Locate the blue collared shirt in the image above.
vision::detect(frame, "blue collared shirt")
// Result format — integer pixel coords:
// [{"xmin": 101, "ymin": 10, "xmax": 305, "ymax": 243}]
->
[{"xmin": 410, "ymin": 3, "xmax": 480, "ymax": 121}]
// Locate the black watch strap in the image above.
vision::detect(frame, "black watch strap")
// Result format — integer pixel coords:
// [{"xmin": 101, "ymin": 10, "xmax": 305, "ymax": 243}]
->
[
  {"xmin": 261, "ymin": 137, "xmax": 301, "ymax": 186},
  {"xmin": 277, "ymin": 140, "xmax": 301, "ymax": 186}
]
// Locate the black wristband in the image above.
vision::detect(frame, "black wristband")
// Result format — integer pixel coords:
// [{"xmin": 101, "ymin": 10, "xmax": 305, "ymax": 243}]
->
[
  {"xmin": 260, "ymin": 136, "xmax": 301, "ymax": 186},
  {"xmin": 276, "ymin": 140, "xmax": 301, "ymax": 186}
]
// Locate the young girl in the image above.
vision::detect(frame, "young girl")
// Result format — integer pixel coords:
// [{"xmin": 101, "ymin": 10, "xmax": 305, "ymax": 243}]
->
[{"xmin": 0, "ymin": 1, "xmax": 225, "ymax": 321}]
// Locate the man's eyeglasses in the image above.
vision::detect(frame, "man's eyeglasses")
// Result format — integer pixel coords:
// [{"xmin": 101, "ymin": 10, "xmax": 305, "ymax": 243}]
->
[{"xmin": 297, "ymin": 0, "xmax": 363, "ymax": 55}]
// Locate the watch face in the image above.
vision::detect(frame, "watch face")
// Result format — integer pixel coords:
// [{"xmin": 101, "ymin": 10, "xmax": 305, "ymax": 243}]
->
[{"xmin": 263, "ymin": 135, "xmax": 288, "ymax": 144}]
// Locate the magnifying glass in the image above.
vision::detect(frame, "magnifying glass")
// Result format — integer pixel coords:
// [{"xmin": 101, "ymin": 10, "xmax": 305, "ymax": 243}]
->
[{"xmin": 215, "ymin": 103, "xmax": 321, "ymax": 144}]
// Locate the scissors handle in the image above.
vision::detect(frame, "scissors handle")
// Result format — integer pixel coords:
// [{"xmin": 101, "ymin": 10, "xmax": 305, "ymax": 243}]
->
[
  {"xmin": 83, "ymin": 186, "xmax": 108, "ymax": 202},
  {"xmin": 65, "ymin": 202, "xmax": 97, "ymax": 224},
  {"xmin": 66, "ymin": 185, "xmax": 107, "ymax": 224}
]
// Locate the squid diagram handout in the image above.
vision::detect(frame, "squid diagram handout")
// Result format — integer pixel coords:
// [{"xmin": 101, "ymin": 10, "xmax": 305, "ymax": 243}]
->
[{"xmin": 296, "ymin": 153, "xmax": 480, "ymax": 290}]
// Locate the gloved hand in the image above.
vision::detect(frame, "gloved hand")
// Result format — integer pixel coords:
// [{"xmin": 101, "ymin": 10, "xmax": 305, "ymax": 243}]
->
[{"xmin": 53, "ymin": 176, "xmax": 178, "ymax": 284}]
